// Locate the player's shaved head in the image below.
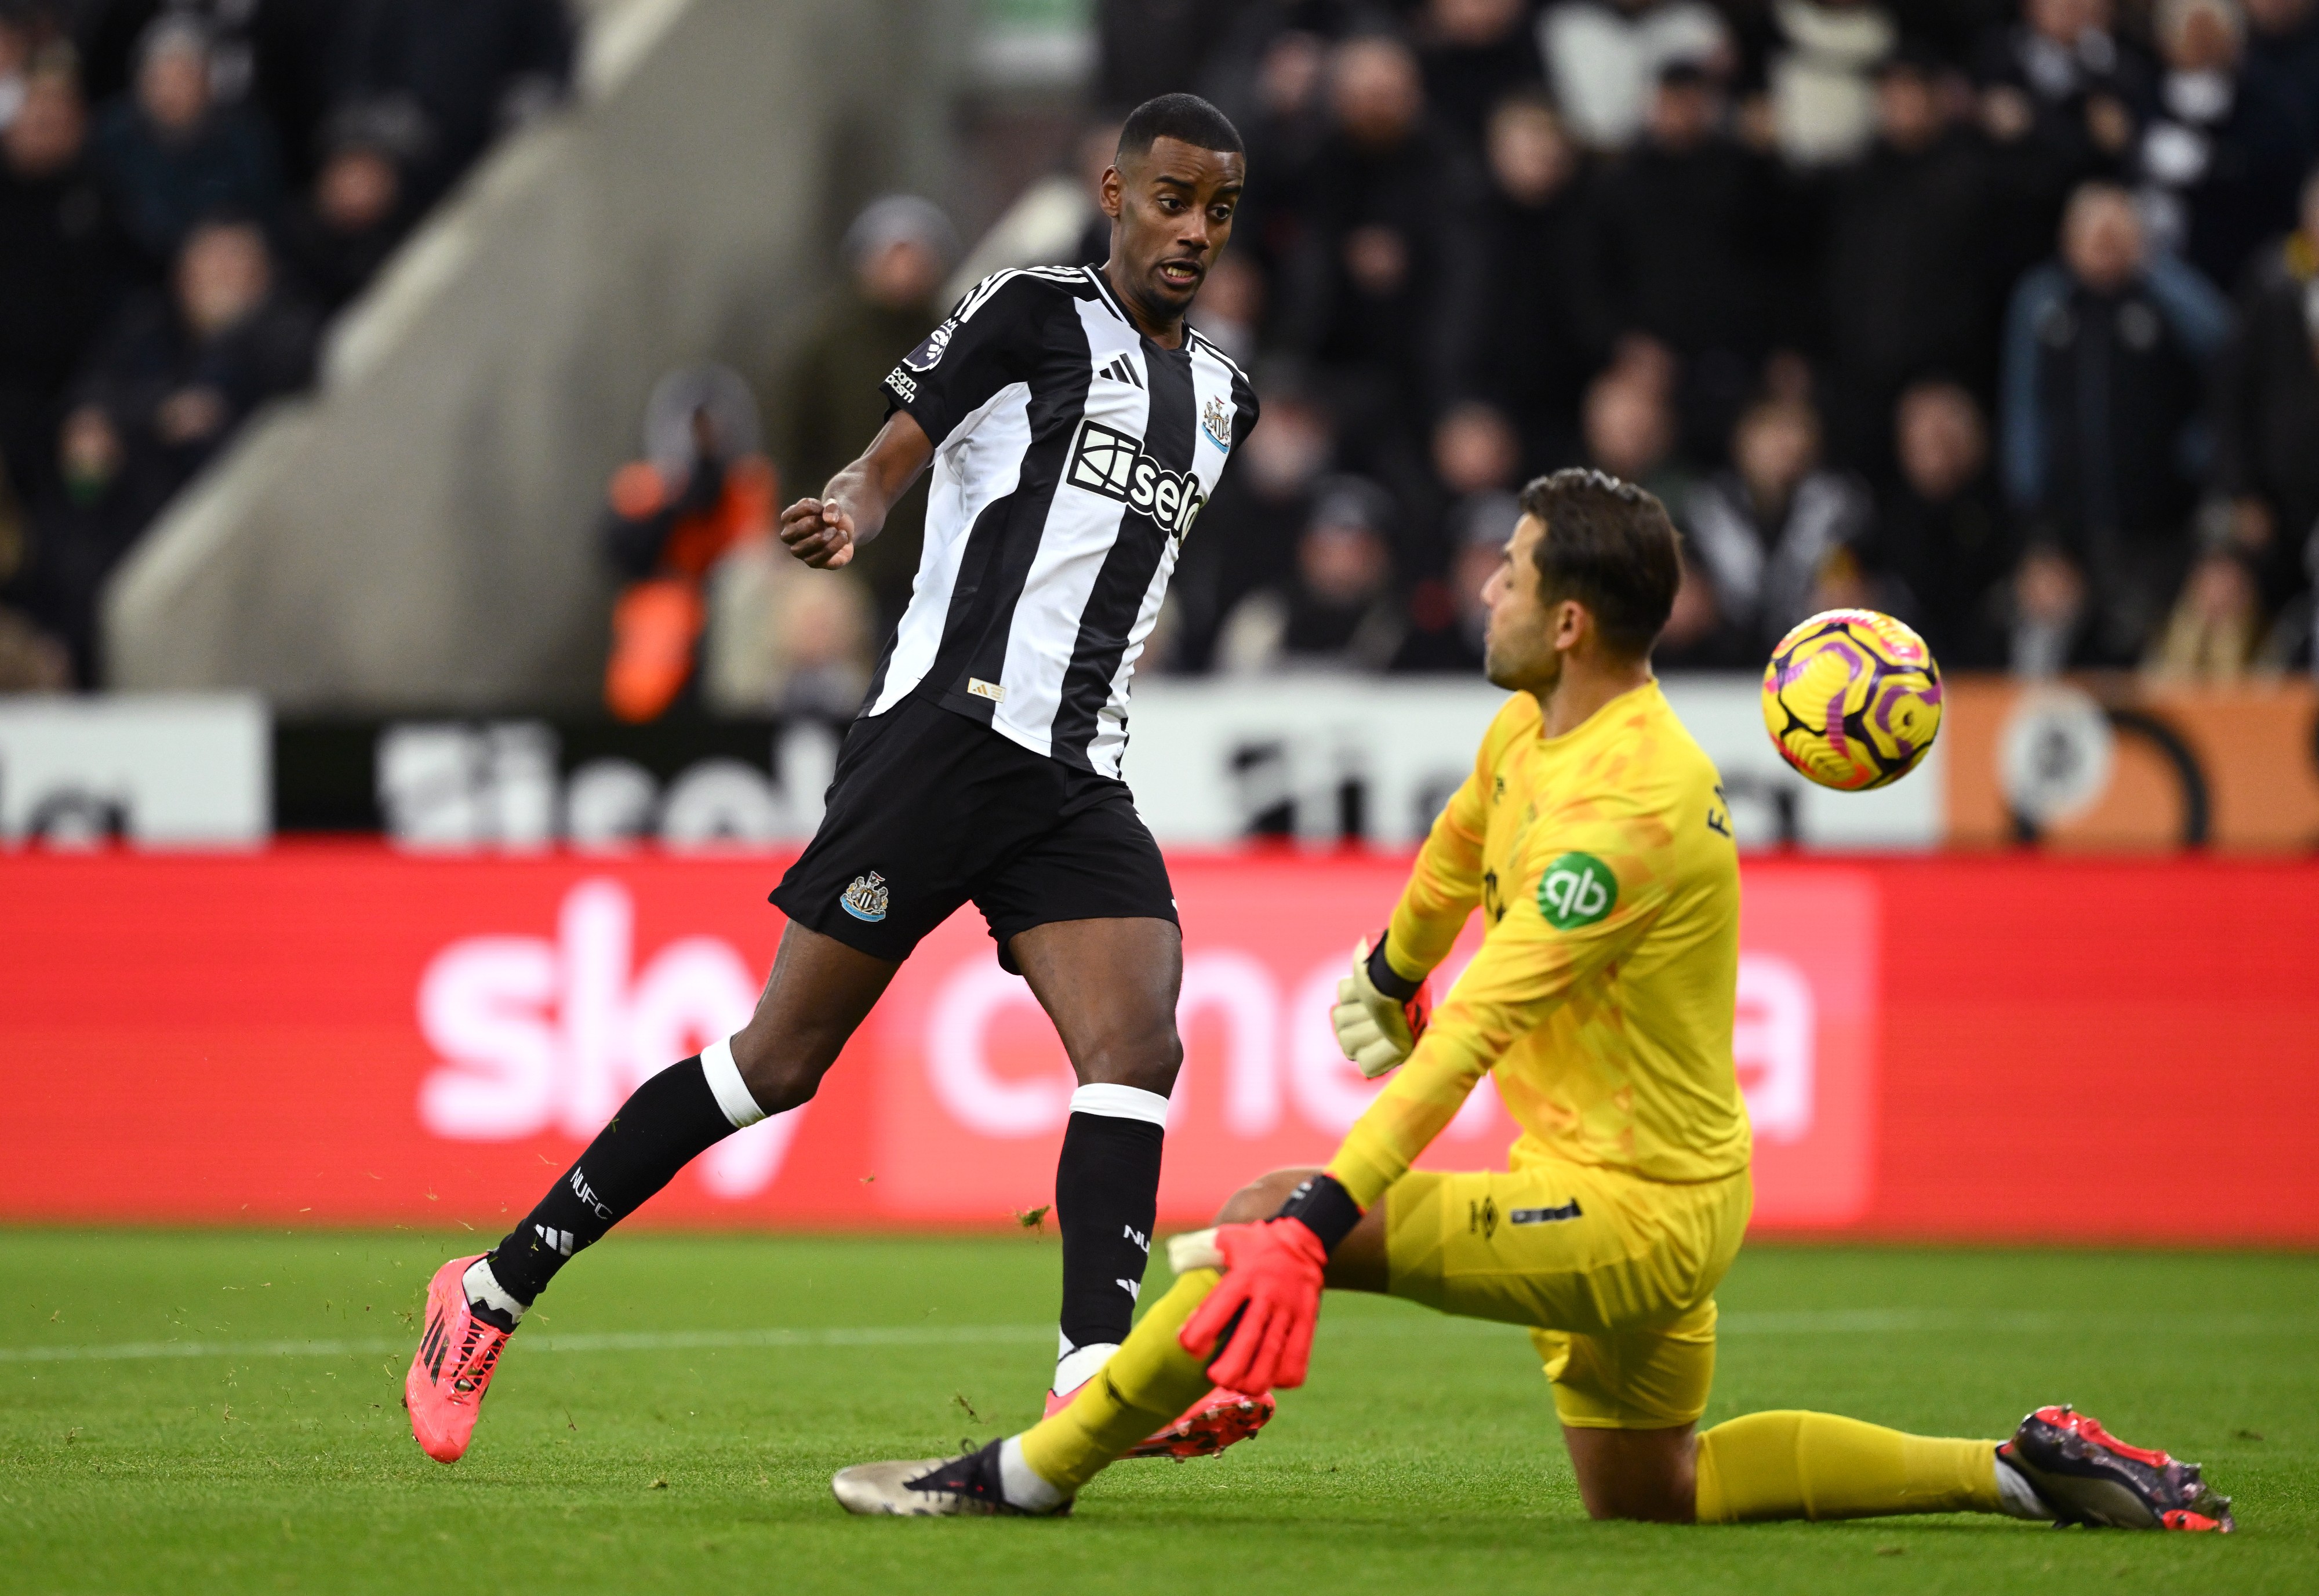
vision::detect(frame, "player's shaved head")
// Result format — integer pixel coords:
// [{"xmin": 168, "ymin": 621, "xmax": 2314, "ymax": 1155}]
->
[
  {"xmin": 1115, "ymin": 93, "xmax": 1244, "ymax": 165},
  {"xmin": 1098, "ymin": 95, "xmax": 1245, "ymax": 339}
]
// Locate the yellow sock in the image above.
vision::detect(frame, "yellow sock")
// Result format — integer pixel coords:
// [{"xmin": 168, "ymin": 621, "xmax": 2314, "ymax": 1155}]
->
[
  {"xmin": 1695, "ymin": 1410, "xmax": 2003, "ymax": 1522},
  {"xmin": 1016, "ymin": 1267, "xmax": 1222, "ymax": 1495}
]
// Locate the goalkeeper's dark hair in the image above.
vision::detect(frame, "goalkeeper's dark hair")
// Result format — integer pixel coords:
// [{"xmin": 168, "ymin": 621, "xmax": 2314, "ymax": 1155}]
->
[
  {"xmin": 1117, "ymin": 93, "xmax": 1244, "ymax": 162},
  {"xmin": 1517, "ymin": 468, "xmax": 1680, "ymax": 659}
]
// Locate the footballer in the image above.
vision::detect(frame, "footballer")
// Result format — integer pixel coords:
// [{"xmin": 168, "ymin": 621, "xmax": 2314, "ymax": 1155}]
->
[
  {"xmin": 831, "ymin": 468, "xmax": 2236, "ymax": 1534},
  {"xmin": 405, "ymin": 94, "xmax": 1264, "ymax": 1464}
]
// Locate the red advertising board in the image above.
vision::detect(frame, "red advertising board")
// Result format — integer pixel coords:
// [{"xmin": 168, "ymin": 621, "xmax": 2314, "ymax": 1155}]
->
[{"xmin": 2, "ymin": 847, "xmax": 2314, "ymax": 1242}]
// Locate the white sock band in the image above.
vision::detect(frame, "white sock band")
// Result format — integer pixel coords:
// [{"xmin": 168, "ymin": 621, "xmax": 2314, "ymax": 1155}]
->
[
  {"xmin": 998, "ymin": 1434, "xmax": 1067, "ymax": 1512},
  {"xmin": 1067, "ymin": 1082, "xmax": 1169, "ymax": 1126},
  {"xmin": 700, "ymin": 1036, "xmax": 766, "ymax": 1128},
  {"xmin": 1993, "ymin": 1451, "xmax": 2056, "ymax": 1520},
  {"xmin": 1052, "ymin": 1340, "xmax": 1117, "ymax": 1395},
  {"xmin": 463, "ymin": 1257, "xmax": 526, "ymax": 1323}
]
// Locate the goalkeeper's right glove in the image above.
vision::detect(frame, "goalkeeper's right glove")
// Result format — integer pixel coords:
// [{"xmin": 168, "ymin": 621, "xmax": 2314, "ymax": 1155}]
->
[{"xmin": 1331, "ymin": 932, "xmax": 1433, "ymax": 1079}]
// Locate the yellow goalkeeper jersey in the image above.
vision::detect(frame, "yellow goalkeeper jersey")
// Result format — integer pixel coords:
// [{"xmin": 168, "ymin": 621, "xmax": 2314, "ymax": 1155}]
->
[{"xmin": 1326, "ymin": 679, "xmax": 1750, "ymax": 1209}]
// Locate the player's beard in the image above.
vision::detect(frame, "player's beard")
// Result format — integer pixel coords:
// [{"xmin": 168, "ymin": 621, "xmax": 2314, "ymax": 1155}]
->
[{"xmin": 1485, "ymin": 621, "xmax": 1558, "ymax": 693}]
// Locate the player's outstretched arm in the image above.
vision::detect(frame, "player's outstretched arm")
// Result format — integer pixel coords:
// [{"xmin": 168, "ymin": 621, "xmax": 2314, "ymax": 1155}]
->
[{"xmin": 777, "ymin": 409, "xmax": 933, "ymax": 569}]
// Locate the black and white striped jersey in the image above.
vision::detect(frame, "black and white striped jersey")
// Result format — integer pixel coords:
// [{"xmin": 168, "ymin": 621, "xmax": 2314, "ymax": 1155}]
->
[{"xmin": 864, "ymin": 263, "xmax": 1258, "ymax": 780}]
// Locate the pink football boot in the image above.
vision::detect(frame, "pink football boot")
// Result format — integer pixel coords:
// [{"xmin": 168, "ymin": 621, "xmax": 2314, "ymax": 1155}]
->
[
  {"xmin": 1042, "ymin": 1377, "xmax": 1276, "ymax": 1459},
  {"xmin": 405, "ymin": 1254, "xmax": 514, "ymax": 1463},
  {"xmin": 1125, "ymin": 1386, "xmax": 1276, "ymax": 1458}
]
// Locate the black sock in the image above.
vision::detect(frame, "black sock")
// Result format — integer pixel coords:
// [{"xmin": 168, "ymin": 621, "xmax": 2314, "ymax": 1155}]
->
[
  {"xmin": 484, "ymin": 1056, "xmax": 740, "ymax": 1311},
  {"xmin": 1052, "ymin": 1104, "xmax": 1165, "ymax": 1384}
]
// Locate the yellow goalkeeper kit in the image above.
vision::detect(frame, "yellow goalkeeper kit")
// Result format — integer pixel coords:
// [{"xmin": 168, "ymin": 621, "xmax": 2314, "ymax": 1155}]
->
[
  {"xmin": 1016, "ymin": 677, "xmax": 2011, "ymax": 1522},
  {"xmin": 1336, "ymin": 678, "xmax": 1750, "ymax": 1430}
]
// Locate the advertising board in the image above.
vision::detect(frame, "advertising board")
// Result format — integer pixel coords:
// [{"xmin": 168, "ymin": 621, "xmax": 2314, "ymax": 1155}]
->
[{"xmin": 4, "ymin": 848, "xmax": 2312, "ymax": 1243}]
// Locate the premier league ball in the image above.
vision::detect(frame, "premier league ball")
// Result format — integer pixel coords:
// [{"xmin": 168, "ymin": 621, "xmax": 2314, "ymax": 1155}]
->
[{"xmin": 1760, "ymin": 609, "xmax": 1943, "ymax": 791}]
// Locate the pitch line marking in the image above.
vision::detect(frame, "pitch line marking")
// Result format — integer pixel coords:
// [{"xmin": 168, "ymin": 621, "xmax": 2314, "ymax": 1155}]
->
[
  {"xmin": 0, "ymin": 1323, "xmax": 1053, "ymax": 1365},
  {"xmin": 1, "ymin": 1309, "xmax": 2310, "ymax": 1366}
]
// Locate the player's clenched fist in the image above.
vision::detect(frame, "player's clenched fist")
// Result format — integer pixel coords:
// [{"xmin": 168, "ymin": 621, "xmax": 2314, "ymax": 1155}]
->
[
  {"xmin": 779, "ymin": 496, "xmax": 856, "ymax": 568},
  {"xmin": 1333, "ymin": 933, "xmax": 1432, "ymax": 1079}
]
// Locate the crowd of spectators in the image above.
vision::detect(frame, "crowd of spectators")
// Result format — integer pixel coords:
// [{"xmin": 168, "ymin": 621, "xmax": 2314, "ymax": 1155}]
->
[
  {"xmin": 1071, "ymin": 0, "xmax": 2319, "ymax": 679},
  {"xmin": 0, "ymin": 0, "xmax": 573, "ymax": 688}
]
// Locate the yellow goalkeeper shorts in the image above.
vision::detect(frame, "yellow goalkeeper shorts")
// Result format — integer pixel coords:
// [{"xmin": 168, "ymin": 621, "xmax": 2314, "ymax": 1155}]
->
[{"xmin": 1383, "ymin": 1155, "xmax": 1751, "ymax": 1430}]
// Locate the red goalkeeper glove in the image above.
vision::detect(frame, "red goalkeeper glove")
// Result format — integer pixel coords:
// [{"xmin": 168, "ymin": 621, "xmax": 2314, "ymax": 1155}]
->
[{"xmin": 1177, "ymin": 1216, "xmax": 1330, "ymax": 1392}]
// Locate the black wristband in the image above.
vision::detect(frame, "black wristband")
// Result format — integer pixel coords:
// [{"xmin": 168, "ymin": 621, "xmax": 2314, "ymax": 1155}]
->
[
  {"xmin": 1273, "ymin": 1172, "xmax": 1365, "ymax": 1253},
  {"xmin": 1366, "ymin": 933, "xmax": 1423, "ymax": 1003}
]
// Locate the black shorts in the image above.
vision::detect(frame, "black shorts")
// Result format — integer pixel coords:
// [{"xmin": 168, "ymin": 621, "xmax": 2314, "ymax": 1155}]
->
[{"xmin": 770, "ymin": 694, "xmax": 1176, "ymax": 971}]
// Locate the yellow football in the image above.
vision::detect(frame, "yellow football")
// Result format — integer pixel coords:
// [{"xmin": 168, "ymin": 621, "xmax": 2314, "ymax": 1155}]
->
[{"xmin": 1760, "ymin": 609, "xmax": 1943, "ymax": 791}]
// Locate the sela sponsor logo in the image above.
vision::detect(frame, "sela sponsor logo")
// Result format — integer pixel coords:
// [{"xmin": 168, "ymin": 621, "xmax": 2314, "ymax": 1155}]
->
[
  {"xmin": 841, "ymin": 871, "xmax": 890, "ymax": 923},
  {"xmin": 415, "ymin": 878, "xmax": 799, "ymax": 1197},
  {"xmin": 903, "ymin": 317, "xmax": 958, "ymax": 372},
  {"xmin": 1066, "ymin": 419, "xmax": 1207, "ymax": 540},
  {"xmin": 1201, "ymin": 394, "xmax": 1232, "ymax": 452}
]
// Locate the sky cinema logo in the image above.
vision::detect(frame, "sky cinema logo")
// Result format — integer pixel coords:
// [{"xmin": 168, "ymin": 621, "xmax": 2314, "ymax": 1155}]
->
[{"xmin": 1066, "ymin": 419, "xmax": 1206, "ymax": 540}]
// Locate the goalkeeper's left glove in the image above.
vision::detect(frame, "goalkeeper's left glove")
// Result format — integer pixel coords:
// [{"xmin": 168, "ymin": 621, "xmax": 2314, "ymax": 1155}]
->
[
  {"xmin": 1332, "ymin": 932, "xmax": 1433, "ymax": 1079},
  {"xmin": 1176, "ymin": 1174, "xmax": 1365, "ymax": 1392}
]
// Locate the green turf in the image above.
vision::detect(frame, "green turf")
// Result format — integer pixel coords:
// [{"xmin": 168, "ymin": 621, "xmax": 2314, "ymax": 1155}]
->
[{"xmin": 2, "ymin": 1230, "xmax": 2313, "ymax": 1594}]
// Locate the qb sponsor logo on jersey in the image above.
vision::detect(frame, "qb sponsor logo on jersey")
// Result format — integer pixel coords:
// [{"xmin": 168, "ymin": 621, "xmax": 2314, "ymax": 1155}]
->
[
  {"xmin": 1066, "ymin": 419, "xmax": 1208, "ymax": 540},
  {"xmin": 902, "ymin": 317, "xmax": 958, "ymax": 373},
  {"xmin": 841, "ymin": 871, "xmax": 890, "ymax": 923},
  {"xmin": 1537, "ymin": 852, "xmax": 1616, "ymax": 930}
]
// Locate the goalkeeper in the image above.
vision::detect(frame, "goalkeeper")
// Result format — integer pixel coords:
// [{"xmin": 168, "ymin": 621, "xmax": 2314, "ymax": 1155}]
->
[{"xmin": 833, "ymin": 469, "xmax": 2233, "ymax": 1533}]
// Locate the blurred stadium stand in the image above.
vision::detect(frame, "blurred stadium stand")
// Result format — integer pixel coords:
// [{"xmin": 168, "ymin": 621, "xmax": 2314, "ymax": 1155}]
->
[
  {"xmin": 94, "ymin": 0, "xmax": 960, "ymax": 709},
  {"xmin": 0, "ymin": 0, "xmax": 2307, "ymax": 854}
]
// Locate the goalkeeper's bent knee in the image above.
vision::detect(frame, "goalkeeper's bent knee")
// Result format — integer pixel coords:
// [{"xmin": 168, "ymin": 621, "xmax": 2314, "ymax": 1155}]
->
[
  {"xmin": 1018, "ymin": 1267, "xmax": 1223, "ymax": 1495},
  {"xmin": 1695, "ymin": 1410, "xmax": 2002, "ymax": 1523}
]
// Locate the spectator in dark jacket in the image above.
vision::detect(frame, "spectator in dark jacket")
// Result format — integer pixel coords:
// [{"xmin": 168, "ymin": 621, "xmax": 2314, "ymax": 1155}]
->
[
  {"xmin": 1975, "ymin": 0, "xmax": 2151, "ymax": 289},
  {"xmin": 74, "ymin": 0, "xmax": 343, "ymax": 182},
  {"xmin": 1819, "ymin": 49, "xmax": 2000, "ymax": 472},
  {"xmin": 19, "ymin": 402, "xmax": 158, "ymax": 684},
  {"xmin": 1474, "ymin": 94, "xmax": 1596, "ymax": 467},
  {"xmin": 332, "ymin": 0, "xmax": 572, "ymax": 205},
  {"xmin": 1575, "ymin": 63, "xmax": 1779, "ymax": 457},
  {"xmin": 1415, "ymin": 0, "xmax": 1547, "ymax": 152},
  {"xmin": 1165, "ymin": 369, "xmax": 1336, "ymax": 671},
  {"xmin": 1213, "ymin": 475, "xmax": 1408, "ymax": 673},
  {"xmin": 1688, "ymin": 394, "xmax": 1875, "ymax": 650},
  {"xmin": 2000, "ymin": 181, "xmax": 2231, "ymax": 655},
  {"xmin": 2132, "ymin": 0, "xmax": 2307, "ymax": 288},
  {"xmin": 1097, "ymin": 0, "xmax": 1245, "ymax": 111},
  {"xmin": 2243, "ymin": 0, "xmax": 2319, "ymax": 155},
  {"xmin": 1865, "ymin": 380, "xmax": 2015, "ymax": 660},
  {"xmin": 91, "ymin": 17, "xmax": 278, "ymax": 268},
  {"xmin": 281, "ymin": 100, "xmax": 423, "ymax": 310},
  {"xmin": 73, "ymin": 214, "xmax": 318, "ymax": 506},
  {"xmin": 767, "ymin": 194, "xmax": 954, "ymax": 636},
  {"xmin": 2212, "ymin": 164, "xmax": 2319, "ymax": 608},
  {"xmin": 0, "ymin": 64, "xmax": 128, "ymax": 501},
  {"xmin": 1280, "ymin": 34, "xmax": 1488, "ymax": 423}
]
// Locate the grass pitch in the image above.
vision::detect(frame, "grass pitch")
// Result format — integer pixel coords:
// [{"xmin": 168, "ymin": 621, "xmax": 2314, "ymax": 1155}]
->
[{"xmin": 2, "ymin": 1230, "xmax": 2313, "ymax": 1594}]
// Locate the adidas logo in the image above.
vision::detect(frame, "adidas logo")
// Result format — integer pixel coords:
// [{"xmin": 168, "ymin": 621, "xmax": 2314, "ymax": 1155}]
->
[
  {"xmin": 1098, "ymin": 355, "xmax": 1144, "ymax": 389},
  {"xmin": 535, "ymin": 1223, "xmax": 578, "ymax": 1256}
]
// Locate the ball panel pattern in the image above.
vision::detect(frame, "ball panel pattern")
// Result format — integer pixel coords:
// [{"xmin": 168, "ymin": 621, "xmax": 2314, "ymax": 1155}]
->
[{"xmin": 1759, "ymin": 608, "xmax": 1944, "ymax": 791}]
